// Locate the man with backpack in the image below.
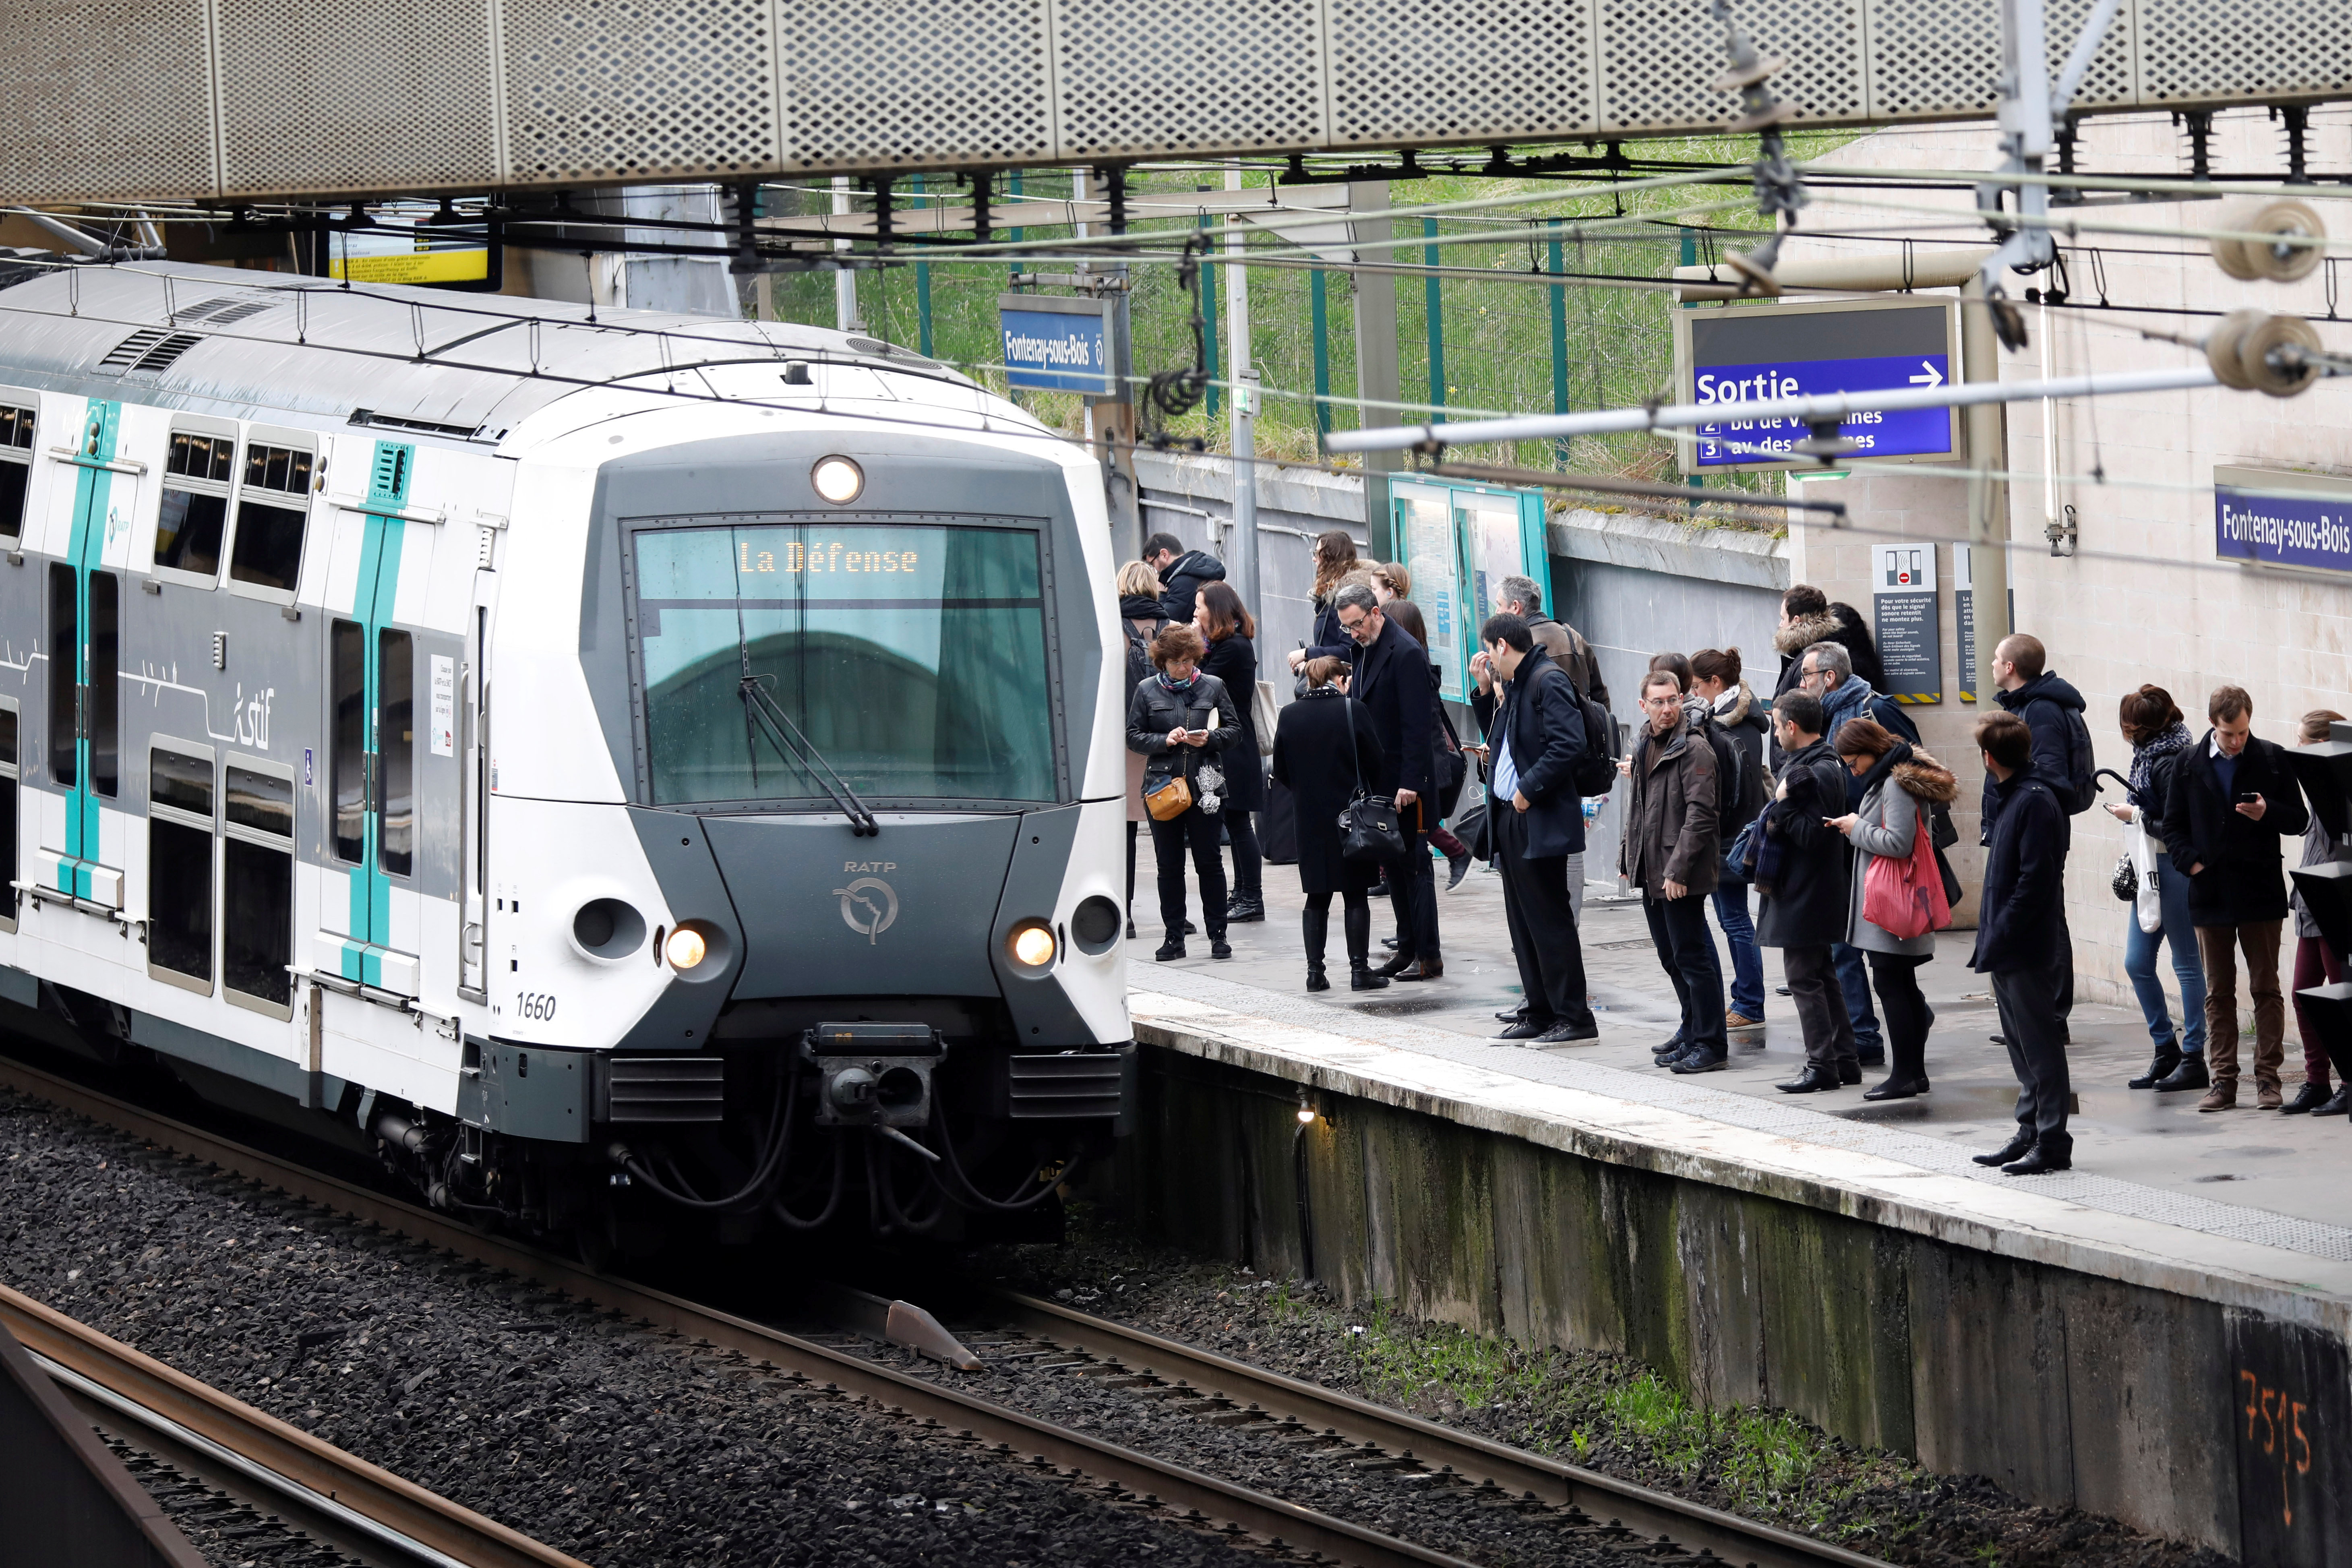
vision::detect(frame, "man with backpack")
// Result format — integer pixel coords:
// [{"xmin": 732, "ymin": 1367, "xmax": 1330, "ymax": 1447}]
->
[
  {"xmin": 1623, "ymin": 672, "xmax": 1727, "ymax": 1072},
  {"xmin": 1471, "ymin": 614, "xmax": 1601, "ymax": 1044},
  {"xmin": 1986, "ymin": 634, "xmax": 2095, "ymax": 1038}
]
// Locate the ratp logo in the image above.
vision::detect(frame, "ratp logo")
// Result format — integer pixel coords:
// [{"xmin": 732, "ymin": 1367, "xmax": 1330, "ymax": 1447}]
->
[{"xmin": 833, "ymin": 876, "xmax": 899, "ymax": 945}]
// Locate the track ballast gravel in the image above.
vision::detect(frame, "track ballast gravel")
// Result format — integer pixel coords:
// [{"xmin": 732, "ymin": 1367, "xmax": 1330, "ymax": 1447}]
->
[{"xmin": 0, "ymin": 1088, "xmax": 1256, "ymax": 1568}]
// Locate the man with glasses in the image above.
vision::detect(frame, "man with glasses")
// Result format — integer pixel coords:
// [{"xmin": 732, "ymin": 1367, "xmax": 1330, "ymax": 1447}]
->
[{"xmin": 1334, "ymin": 583, "xmax": 1443, "ymax": 981}]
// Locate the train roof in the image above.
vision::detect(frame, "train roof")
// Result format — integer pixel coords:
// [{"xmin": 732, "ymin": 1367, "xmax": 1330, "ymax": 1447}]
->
[{"xmin": 0, "ymin": 257, "xmax": 978, "ymax": 446}]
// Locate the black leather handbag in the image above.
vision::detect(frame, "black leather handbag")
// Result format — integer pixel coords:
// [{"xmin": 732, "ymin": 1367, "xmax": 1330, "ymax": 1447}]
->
[{"xmin": 1335, "ymin": 707, "xmax": 1408, "ymax": 863}]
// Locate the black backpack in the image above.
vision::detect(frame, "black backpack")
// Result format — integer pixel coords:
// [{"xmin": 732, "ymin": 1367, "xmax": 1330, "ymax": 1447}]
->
[
  {"xmin": 1702, "ymin": 719, "xmax": 1763, "ymax": 835},
  {"xmin": 1123, "ymin": 616, "xmax": 1166, "ymax": 691},
  {"xmin": 1562, "ymin": 675, "xmax": 1619, "ymax": 798},
  {"xmin": 2027, "ymin": 696, "xmax": 2100, "ymax": 815}
]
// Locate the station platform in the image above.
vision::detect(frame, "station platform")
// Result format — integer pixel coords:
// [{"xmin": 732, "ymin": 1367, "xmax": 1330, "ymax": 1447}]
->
[{"xmin": 1117, "ymin": 853, "xmax": 2352, "ymax": 1562}]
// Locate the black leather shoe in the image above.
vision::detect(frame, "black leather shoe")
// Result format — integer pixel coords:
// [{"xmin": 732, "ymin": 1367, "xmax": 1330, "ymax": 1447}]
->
[
  {"xmin": 1445, "ymin": 851, "xmax": 1473, "ymax": 891},
  {"xmin": 1210, "ymin": 939, "xmax": 1233, "ymax": 960},
  {"xmin": 1496, "ymin": 1020, "xmax": 1549, "ymax": 1041},
  {"xmin": 1225, "ymin": 898, "xmax": 1266, "ymax": 924},
  {"xmin": 1775, "ymin": 985, "xmax": 1791, "ymax": 996},
  {"xmin": 1305, "ymin": 967, "xmax": 1330, "ymax": 993},
  {"xmin": 1838, "ymin": 1060, "xmax": 1863, "ymax": 1086},
  {"xmin": 1154, "ymin": 939, "xmax": 1185, "ymax": 962},
  {"xmin": 2316, "ymin": 1087, "xmax": 2349, "ymax": 1117},
  {"xmin": 2281, "ymin": 1081, "xmax": 2331, "ymax": 1114},
  {"xmin": 1393, "ymin": 957, "xmax": 1444, "ymax": 982},
  {"xmin": 1972, "ymin": 1131, "xmax": 2036, "ymax": 1167},
  {"xmin": 2128, "ymin": 1045, "xmax": 2183, "ymax": 1090},
  {"xmin": 1651, "ymin": 1034, "xmax": 1689, "ymax": 1061},
  {"xmin": 1672, "ymin": 1051, "xmax": 1729, "ymax": 1074},
  {"xmin": 1181, "ymin": 920, "xmax": 1198, "ymax": 936},
  {"xmin": 1126, "ymin": 918, "xmax": 1138, "ymax": 941},
  {"xmin": 1776, "ymin": 1067, "xmax": 1840, "ymax": 1093},
  {"xmin": 1862, "ymin": 1077, "xmax": 1930, "ymax": 1101},
  {"xmin": 1539, "ymin": 1020, "xmax": 1601, "ymax": 1044},
  {"xmin": 2154, "ymin": 1057, "xmax": 2211, "ymax": 1092},
  {"xmin": 1380, "ymin": 936, "xmax": 1399, "ymax": 950},
  {"xmin": 1496, "ymin": 1007, "xmax": 1529, "ymax": 1024},
  {"xmin": 1989, "ymin": 1032, "xmax": 2008, "ymax": 1047},
  {"xmin": 1372, "ymin": 952, "xmax": 1416, "ymax": 979},
  {"xmin": 1350, "ymin": 964, "xmax": 1390, "ymax": 992},
  {"xmin": 2003, "ymin": 1146, "xmax": 2072, "ymax": 1175}
]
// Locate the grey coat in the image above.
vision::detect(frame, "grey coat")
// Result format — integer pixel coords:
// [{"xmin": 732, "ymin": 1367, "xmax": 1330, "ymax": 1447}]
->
[{"xmin": 1843, "ymin": 776, "xmax": 1935, "ymax": 956}]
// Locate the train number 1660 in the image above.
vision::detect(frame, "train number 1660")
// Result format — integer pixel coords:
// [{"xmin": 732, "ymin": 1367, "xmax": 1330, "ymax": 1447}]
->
[{"xmin": 515, "ymin": 991, "xmax": 559, "ymax": 1022}]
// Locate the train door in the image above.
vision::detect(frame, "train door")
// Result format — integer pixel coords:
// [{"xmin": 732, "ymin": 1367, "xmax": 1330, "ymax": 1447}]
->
[
  {"xmin": 323, "ymin": 441, "xmax": 425, "ymax": 994},
  {"xmin": 43, "ymin": 399, "xmax": 125, "ymax": 906}
]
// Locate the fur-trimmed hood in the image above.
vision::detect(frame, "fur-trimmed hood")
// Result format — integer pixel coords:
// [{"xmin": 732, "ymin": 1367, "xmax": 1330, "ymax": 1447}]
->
[
  {"xmin": 1713, "ymin": 679, "xmax": 1764, "ymax": 728},
  {"xmin": 1774, "ymin": 611, "xmax": 1843, "ymax": 657},
  {"xmin": 1893, "ymin": 751, "xmax": 1959, "ymax": 805}
]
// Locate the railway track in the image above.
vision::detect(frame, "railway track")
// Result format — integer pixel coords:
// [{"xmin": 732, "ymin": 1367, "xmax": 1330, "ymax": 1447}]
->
[
  {"xmin": 0, "ymin": 1048, "xmax": 1893, "ymax": 1568},
  {"xmin": 1, "ymin": 1280, "xmax": 588, "ymax": 1568}
]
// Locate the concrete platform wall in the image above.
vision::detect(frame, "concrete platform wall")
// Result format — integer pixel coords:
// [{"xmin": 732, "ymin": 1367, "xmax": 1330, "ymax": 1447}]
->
[{"xmin": 1104, "ymin": 1045, "xmax": 2352, "ymax": 1564}]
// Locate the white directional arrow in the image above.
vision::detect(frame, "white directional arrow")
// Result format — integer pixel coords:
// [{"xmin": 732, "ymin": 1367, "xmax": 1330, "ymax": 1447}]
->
[{"xmin": 1908, "ymin": 360, "xmax": 1945, "ymax": 387}]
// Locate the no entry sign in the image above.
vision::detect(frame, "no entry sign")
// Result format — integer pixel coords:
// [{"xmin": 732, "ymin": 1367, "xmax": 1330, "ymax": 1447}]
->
[{"xmin": 1673, "ymin": 296, "xmax": 1963, "ymax": 473}]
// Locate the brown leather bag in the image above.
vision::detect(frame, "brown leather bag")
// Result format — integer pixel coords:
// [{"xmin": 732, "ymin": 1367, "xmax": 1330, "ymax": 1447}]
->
[{"xmin": 1144, "ymin": 775, "xmax": 1194, "ymax": 821}]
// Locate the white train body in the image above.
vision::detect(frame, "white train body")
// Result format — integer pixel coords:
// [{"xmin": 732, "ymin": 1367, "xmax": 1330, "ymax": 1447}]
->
[{"xmin": 0, "ymin": 259, "xmax": 1133, "ymax": 1244}]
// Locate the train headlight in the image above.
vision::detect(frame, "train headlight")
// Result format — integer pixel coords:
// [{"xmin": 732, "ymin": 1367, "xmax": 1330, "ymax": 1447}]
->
[
  {"xmin": 665, "ymin": 927, "xmax": 709, "ymax": 970},
  {"xmin": 811, "ymin": 455, "xmax": 865, "ymax": 504},
  {"xmin": 1009, "ymin": 923, "xmax": 1057, "ymax": 968}
]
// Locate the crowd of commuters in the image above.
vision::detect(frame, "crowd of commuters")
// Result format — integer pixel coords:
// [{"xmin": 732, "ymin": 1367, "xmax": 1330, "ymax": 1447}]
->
[{"xmin": 1123, "ymin": 543, "xmax": 2352, "ymax": 1174}]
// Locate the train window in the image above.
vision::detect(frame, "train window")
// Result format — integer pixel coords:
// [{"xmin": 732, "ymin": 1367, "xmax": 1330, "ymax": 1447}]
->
[
  {"xmin": 0, "ymin": 402, "xmax": 32, "ymax": 542},
  {"xmin": 89, "ymin": 572, "xmax": 118, "ymax": 797},
  {"xmin": 46, "ymin": 564, "xmax": 74, "ymax": 786},
  {"xmin": 631, "ymin": 521, "xmax": 1055, "ymax": 805},
  {"xmin": 223, "ymin": 758, "xmax": 295, "ymax": 1016},
  {"xmin": 0, "ymin": 699, "xmax": 17, "ymax": 933},
  {"xmin": 227, "ymin": 441, "xmax": 313, "ymax": 594},
  {"xmin": 330, "ymin": 620, "xmax": 364, "ymax": 863},
  {"xmin": 154, "ymin": 430, "xmax": 236, "ymax": 581},
  {"xmin": 147, "ymin": 742, "xmax": 215, "ymax": 991},
  {"xmin": 379, "ymin": 628, "xmax": 414, "ymax": 878}
]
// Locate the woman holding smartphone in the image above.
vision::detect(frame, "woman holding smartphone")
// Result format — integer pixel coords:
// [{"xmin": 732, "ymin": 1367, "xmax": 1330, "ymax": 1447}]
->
[
  {"xmin": 1127, "ymin": 622, "xmax": 1243, "ymax": 962},
  {"xmin": 1195, "ymin": 581, "xmax": 1267, "ymax": 925}
]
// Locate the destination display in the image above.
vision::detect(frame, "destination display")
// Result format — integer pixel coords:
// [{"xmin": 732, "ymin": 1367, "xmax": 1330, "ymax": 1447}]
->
[{"xmin": 1676, "ymin": 297, "xmax": 1961, "ymax": 473}]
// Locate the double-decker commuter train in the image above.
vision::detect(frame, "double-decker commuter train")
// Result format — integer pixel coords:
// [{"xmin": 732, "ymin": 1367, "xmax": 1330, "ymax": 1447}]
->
[{"xmin": 0, "ymin": 255, "xmax": 1134, "ymax": 1256}]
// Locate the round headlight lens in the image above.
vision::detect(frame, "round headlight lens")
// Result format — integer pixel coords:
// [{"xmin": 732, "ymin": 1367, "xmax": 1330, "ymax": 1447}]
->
[
  {"xmin": 1010, "ymin": 925, "xmax": 1057, "ymax": 968},
  {"xmin": 665, "ymin": 927, "xmax": 709, "ymax": 970},
  {"xmin": 811, "ymin": 455, "xmax": 865, "ymax": 505}
]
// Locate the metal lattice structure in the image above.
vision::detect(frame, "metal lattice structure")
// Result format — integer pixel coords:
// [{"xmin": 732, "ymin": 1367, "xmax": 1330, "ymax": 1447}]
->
[{"xmin": 1, "ymin": 0, "xmax": 2345, "ymax": 205}]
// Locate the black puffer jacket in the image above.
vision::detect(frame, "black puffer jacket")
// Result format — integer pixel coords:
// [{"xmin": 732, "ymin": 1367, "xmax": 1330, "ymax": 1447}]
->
[
  {"xmin": 1755, "ymin": 736, "xmax": 1851, "ymax": 947},
  {"xmin": 1127, "ymin": 672, "xmax": 1243, "ymax": 798},
  {"xmin": 1156, "ymin": 550, "xmax": 1226, "ymax": 624}
]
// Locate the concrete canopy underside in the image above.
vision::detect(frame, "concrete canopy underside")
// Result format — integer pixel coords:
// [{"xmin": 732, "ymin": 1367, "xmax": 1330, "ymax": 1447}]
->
[{"xmin": 3, "ymin": 0, "xmax": 2349, "ymax": 207}]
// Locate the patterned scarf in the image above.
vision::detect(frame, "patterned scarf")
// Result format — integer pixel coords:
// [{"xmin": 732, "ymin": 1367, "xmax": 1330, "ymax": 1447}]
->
[
  {"xmin": 2129, "ymin": 719, "xmax": 2193, "ymax": 797},
  {"xmin": 1157, "ymin": 670, "xmax": 1199, "ymax": 695}
]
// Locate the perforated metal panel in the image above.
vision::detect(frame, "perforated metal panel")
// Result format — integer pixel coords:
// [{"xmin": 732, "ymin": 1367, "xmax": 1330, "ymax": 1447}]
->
[
  {"xmin": 503, "ymin": 0, "xmax": 780, "ymax": 186},
  {"xmin": 1326, "ymin": 0, "xmax": 1599, "ymax": 148},
  {"xmin": 0, "ymin": 0, "xmax": 213, "ymax": 202},
  {"xmin": 1865, "ymin": 0, "xmax": 2133, "ymax": 124},
  {"xmin": 1055, "ymin": 0, "xmax": 1325, "ymax": 159},
  {"xmin": 2048, "ymin": 0, "xmax": 2138, "ymax": 111},
  {"xmin": 2137, "ymin": 0, "xmax": 2352, "ymax": 105},
  {"xmin": 779, "ymin": 0, "xmax": 1050, "ymax": 171},
  {"xmin": 217, "ymin": 0, "xmax": 499, "ymax": 197},
  {"xmin": 1599, "ymin": 0, "xmax": 1864, "ymax": 134}
]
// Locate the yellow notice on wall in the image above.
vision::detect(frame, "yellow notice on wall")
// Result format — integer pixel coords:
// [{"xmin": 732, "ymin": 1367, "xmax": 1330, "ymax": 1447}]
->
[{"xmin": 327, "ymin": 248, "xmax": 489, "ymax": 284}]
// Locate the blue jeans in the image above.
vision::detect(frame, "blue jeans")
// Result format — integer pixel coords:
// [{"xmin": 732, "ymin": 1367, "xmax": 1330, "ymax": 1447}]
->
[
  {"xmin": 1711, "ymin": 882, "xmax": 1765, "ymax": 1018},
  {"xmin": 2125, "ymin": 851, "xmax": 2207, "ymax": 1057},
  {"xmin": 1832, "ymin": 942, "xmax": 1883, "ymax": 1051}
]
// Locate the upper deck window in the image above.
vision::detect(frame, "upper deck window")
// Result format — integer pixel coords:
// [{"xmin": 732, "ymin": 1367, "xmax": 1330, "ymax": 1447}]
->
[
  {"xmin": 154, "ymin": 429, "xmax": 235, "ymax": 579},
  {"xmin": 228, "ymin": 440, "xmax": 313, "ymax": 593},
  {"xmin": 0, "ymin": 403, "xmax": 32, "ymax": 542}
]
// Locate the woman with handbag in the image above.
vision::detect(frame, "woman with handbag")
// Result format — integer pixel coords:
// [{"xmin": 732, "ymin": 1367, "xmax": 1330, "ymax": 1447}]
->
[
  {"xmin": 1118, "ymin": 561, "xmax": 1171, "ymax": 939},
  {"xmin": 1825, "ymin": 718, "xmax": 1958, "ymax": 1101},
  {"xmin": 2102, "ymin": 685, "xmax": 2207, "ymax": 1091},
  {"xmin": 1127, "ymin": 623, "xmax": 1242, "ymax": 962},
  {"xmin": 1271, "ymin": 656, "xmax": 1390, "ymax": 991},
  {"xmin": 1195, "ymin": 582, "xmax": 1268, "ymax": 925}
]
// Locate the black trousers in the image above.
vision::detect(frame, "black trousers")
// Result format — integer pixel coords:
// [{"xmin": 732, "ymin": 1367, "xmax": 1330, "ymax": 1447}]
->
[
  {"xmin": 1782, "ymin": 943, "xmax": 1856, "ymax": 1073},
  {"xmin": 1150, "ymin": 808, "xmax": 1227, "ymax": 939},
  {"xmin": 1223, "ymin": 806, "xmax": 1262, "ymax": 900},
  {"xmin": 1644, "ymin": 893, "xmax": 1726, "ymax": 1052},
  {"xmin": 1388, "ymin": 802, "xmax": 1441, "ymax": 962},
  {"xmin": 1993, "ymin": 963, "xmax": 2071, "ymax": 1155},
  {"xmin": 1493, "ymin": 808, "xmax": 1593, "ymax": 1029},
  {"xmin": 1868, "ymin": 951, "xmax": 1933, "ymax": 1083}
]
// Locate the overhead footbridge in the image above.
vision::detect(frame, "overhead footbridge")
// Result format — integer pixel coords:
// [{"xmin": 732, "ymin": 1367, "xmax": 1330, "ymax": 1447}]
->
[{"xmin": 1, "ymin": 0, "xmax": 2347, "ymax": 207}]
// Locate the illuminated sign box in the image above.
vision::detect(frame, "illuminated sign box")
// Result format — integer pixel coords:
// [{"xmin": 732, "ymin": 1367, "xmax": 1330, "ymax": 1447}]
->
[
  {"xmin": 2215, "ymin": 464, "xmax": 2352, "ymax": 576},
  {"xmin": 999, "ymin": 295, "xmax": 1113, "ymax": 396}
]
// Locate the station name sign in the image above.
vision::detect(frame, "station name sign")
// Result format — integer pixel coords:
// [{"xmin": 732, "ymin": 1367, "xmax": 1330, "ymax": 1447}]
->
[
  {"xmin": 999, "ymin": 294, "xmax": 1112, "ymax": 395},
  {"xmin": 1674, "ymin": 296, "xmax": 1962, "ymax": 473},
  {"xmin": 2215, "ymin": 465, "xmax": 2352, "ymax": 575}
]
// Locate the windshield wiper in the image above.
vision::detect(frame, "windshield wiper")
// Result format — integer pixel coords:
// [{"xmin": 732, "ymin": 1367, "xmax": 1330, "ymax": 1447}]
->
[{"xmin": 738, "ymin": 654, "xmax": 880, "ymax": 836}]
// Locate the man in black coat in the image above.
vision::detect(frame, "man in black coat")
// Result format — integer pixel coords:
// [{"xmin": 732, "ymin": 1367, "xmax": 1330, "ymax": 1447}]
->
[
  {"xmin": 2155, "ymin": 684, "xmax": 2311, "ymax": 1111},
  {"xmin": 1145, "ymin": 532, "xmax": 1227, "ymax": 625},
  {"xmin": 1754, "ymin": 692, "xmax": 1855, "ymax": 1092},
  {"xmin": 1969, "ymin": 712, "xmax": 2074, "ymax": 1174},
  {"xmin": 1470, "ymin": 613, "xmax": 1597, "ymax": 1043},
  {"xmin": 1984, "ymin": 633, "xmax": 2089, "ymax": 1039},
  {"xmin": 1336, "ymin": 583, "xmax": 1442, "ymax": 979}
]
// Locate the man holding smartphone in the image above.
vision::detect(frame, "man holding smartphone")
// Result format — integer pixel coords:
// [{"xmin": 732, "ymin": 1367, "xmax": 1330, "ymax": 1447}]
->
[{"xmin": 2155, "ymin": 685, "xmax": 2311, "ymax": 1111}]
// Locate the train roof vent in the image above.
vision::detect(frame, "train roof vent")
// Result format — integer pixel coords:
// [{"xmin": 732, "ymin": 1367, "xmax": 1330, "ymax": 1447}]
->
[
  {"xmin": 348, "ymin": 407, "xmax": 484, "ymax": 439},
  {"xmin": 97, "ymin": 328, "xmax": 204, "ymax": 376},
  {"xmin": 844, "ymin": 334, "xmax": 942, "ymax": 369},
  {"xmin": 172, "ymin": 296, "xmax": 269, "ymax": 327}
]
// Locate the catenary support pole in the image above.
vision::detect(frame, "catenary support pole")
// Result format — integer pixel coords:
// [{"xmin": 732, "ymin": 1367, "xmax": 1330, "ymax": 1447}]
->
[
  {"xmin": 1424, "ymin": 217, "xmax": 1445, "ymax": 424},
  {"xmin": 1227, "ymin": 161, "xmax": 1260, "ymax": 630},
  {"xmin": 1350, "ymin": 181, "xmax": 1401, "ymax": 558},
  {"xmin": 1310, "ymin": 266, "xmax": 1333, "ymax": 445},
  {"xmin": 1549, "ymin": 222, "xmax": 1570, "ymax": 470},
  {"xmin": 1963, "ymin": 277, "xmax": 2014, "ymax": 702},
  {"xmin": 832, "ymin": 176, "xmax": 858, "ymax": 332},
  {"xmin": 913, "ymin": 174, "xmax": 933, "ymax": 358},
  {"xmin": 1201, "ymin": 204, "xmax": 1220, "ymax": 418}
]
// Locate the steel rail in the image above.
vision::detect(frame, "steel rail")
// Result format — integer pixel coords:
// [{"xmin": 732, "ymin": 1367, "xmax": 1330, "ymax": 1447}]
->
[
  {"xmin": 0, "ymin": 1053, "xmax": 1477, "ymax": 1568},
  {"xmin": 0, "ymin": 1282, "xmax": 587, "ymax": 1568},
  {"xmin": 976, "ymin": 1291, "xmax": 1895, "ymax": 1568}
]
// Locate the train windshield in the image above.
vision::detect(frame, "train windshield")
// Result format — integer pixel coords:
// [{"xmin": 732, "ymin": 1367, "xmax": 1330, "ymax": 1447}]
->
[{"xmin": 630, "ymin": 521, "xmax": 1055, "ymax": 806}]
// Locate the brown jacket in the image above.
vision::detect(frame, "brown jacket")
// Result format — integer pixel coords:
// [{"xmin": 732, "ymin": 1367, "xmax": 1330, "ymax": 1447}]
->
[
  {"xmin": 1526, "ymin": 615, "xmax": 1609, "ymax": 707},
  {"xmin": 1619, "ymin": 715, "xmax": 1720, "ymax": 899}
]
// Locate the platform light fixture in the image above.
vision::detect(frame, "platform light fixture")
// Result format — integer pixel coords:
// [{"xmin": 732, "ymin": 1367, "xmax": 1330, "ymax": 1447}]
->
[
  {"xmin": 811, "ymin": 455, "xmax": 864, "ymax": 504},
  {"xmin": 664, "ymin": 927, "xmax": 708, "ymax": 970}
]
